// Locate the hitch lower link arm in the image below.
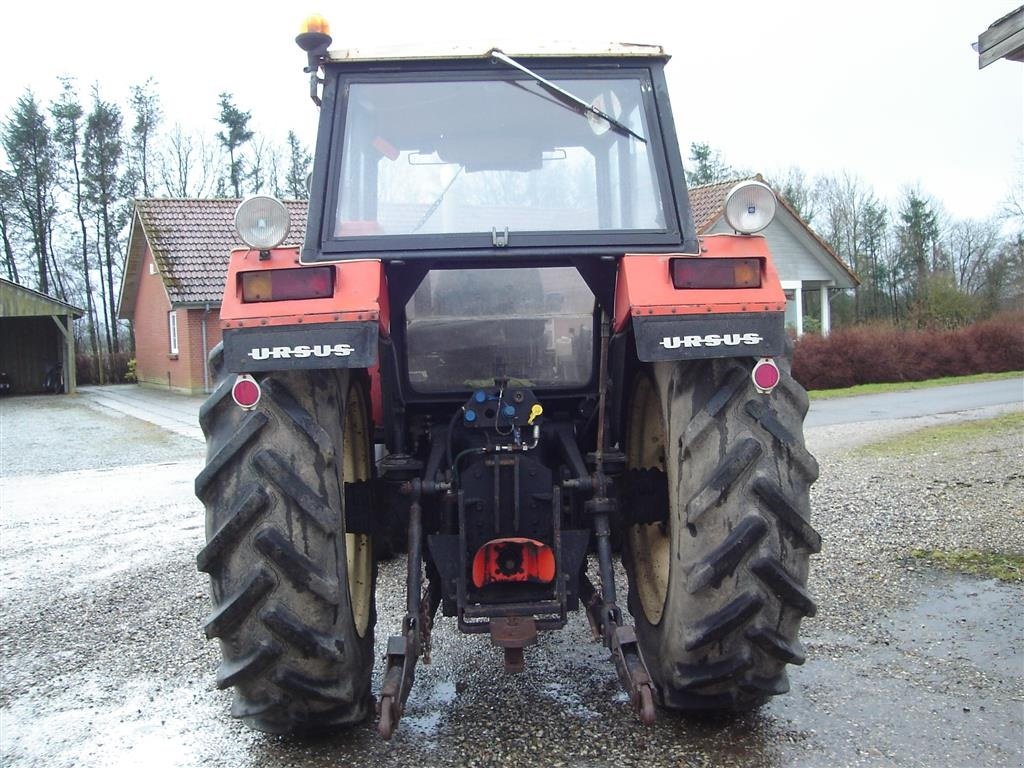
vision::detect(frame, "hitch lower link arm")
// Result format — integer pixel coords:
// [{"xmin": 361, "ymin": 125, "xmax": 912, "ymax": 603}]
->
[
  {"xmin": 588, "ymin": 505, "xmax": 657, "ymax": 726},
  {"xmin": 377, "ymin": 487, "xmax": 426, "ymax": 739},
  {"xmin": 582, "ymin": 311, "xmax": 657, "ymax": 726}
]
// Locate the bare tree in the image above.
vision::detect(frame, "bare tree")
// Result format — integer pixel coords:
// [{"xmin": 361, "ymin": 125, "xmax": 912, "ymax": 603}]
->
[
  {"xmin": 247, "ymin": 137, "xmax": 274, "ymax": 195},
  {"xmin": 157, "ymin": 124, "xmax": 219, "ymax": 197},
  {"xmin": 814, "ymin": 173, "xmax": 877, "ymax": 320},
  {"xmin": 51, "ymin": 78, "xmax": 103, "ymax": 369},
  {"xmin": 946, "ymin": 218, "xmax": 1002, "ymax": 295},
  {"xmin": 1001, "ymin": 150, "xmax": 1024, "ymax": 235},
  {"xmin": 770, "ymin": 166, "xmax": 816, "ymax": 223}
]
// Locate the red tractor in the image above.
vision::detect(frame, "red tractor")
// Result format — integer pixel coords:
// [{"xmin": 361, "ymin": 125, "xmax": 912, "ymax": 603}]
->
[{"xmin": 196, "ymin": 16, "xmax": 819, "ymax": 738}]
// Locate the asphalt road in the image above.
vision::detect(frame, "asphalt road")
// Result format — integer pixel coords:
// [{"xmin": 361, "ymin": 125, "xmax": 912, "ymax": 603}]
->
[
  {"xmin": 1, "ymin": 387, "xmax": 1021, "ymax": 767},
  {"xmin": 805, "ymin": 378, "xmax": 1023, "ymax": 427}
]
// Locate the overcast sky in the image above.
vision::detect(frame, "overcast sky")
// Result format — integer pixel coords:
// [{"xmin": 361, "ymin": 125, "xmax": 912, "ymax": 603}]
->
[{"xmin": 0, "ymin": 0, "xmax": 1020, "ymax": 221}]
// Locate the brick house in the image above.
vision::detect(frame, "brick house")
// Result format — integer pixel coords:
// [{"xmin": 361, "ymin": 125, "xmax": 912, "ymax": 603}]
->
[
  {"xmin": 689, "ymin": 178, "xmax": 859, "ymax": 336},
  {"xmin": 118, "ymin": 199, "xmax": 307, "ymax": 394}
]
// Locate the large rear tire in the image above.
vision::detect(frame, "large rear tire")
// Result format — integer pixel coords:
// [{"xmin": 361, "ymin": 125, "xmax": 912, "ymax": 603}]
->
[
  {"xmin": 195, "ymin": 358, "xmax": 376, "ymax": 733},
  {"xmin": 622, "ymin": 355, "xmax": 820, "ymax": 711}
]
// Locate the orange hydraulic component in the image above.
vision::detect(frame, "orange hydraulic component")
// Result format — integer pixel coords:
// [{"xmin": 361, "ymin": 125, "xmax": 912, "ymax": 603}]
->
[
  {"xmin": 613, "ymin": 233, "xmax": 786, "ymax": 333},
  {"xmin": 219, "ymin": 247, "xmax": 390, "ymax": 336},
  {"xmin": 471, "ymin": 538, "xmax": 556, "ymax": 588}
]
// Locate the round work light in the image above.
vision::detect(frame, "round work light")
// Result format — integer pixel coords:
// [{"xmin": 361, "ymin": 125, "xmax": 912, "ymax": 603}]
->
[
  {"xmin": 234, "ymin": 196, "xmax": 291, "ymax": 250},
  {"xmin": 723, "ymin": 181, "xmax": 777, "ymax": 234}
]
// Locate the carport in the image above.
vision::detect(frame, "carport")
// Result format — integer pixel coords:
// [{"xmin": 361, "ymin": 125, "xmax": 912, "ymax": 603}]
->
[{"xmin": 0, "ymin": 278, "xmax": 83, "ymax": 394}]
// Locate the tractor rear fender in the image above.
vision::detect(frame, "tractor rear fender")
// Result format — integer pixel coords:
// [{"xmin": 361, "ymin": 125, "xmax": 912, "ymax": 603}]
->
[
  {"xmin": 614, "ymin": 234, "xmax": 787, "ymax": 362},
  {"xmin": 218, "ymin": 247, "xmax": 390, "ymax": 374}
]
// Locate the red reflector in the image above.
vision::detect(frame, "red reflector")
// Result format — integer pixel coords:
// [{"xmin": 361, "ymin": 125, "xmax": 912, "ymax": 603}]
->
[
  {"xmin": 670, "ymin": 258, "xmax": 761, "ymax": 289},
  {"xmin": 752, "ymin": 358, "xmax": 780, "ymax": 393},
  {"xmin": 241, "ymin": 266, "xmax": 334, "ymax": 302},
  {"xmin": 231, "ymin": 375, "xmax": 262, "ymax": 409},
  {"xmin": 472, "ymin": 538, "xmax": 556, "ymax": 588}
]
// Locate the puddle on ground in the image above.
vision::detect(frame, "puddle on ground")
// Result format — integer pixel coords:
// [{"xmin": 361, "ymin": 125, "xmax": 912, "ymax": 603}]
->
[{"xmin": 400, "ymin": 680, "xmax": 458, "ymax": 740}]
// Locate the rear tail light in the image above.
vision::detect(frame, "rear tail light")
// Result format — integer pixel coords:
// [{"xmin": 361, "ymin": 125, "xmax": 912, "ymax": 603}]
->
[
  {"xmin": 231, "ymin": 374, "xmax": 262, "ymax": 409},
  {"xmin": 670, "ymin": 257, "xmax": 761, "ymax": 289},
  {"xmin": 752, "ymin": 358, "xmax": 780, "ymax": 393},
  {"xmin": 241, "ymin": 266, "xmax": 334, "ymax": 302},
  {"xmin": 472, "ymin": 538, "xmax": 555, "ymax": 588}
]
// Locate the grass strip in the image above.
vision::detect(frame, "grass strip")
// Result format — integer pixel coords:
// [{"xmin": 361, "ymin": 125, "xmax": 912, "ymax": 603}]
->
[
  {"xmin": 855, "ymin": 411, "xmax": 1024, "ymax": 457},
  {"xmin": 910, "ymin": 548, "xmax": 1024, "ymax": 582}
]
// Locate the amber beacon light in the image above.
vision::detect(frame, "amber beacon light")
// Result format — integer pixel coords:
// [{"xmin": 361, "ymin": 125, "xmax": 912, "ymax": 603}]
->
[{"xmin": 296, "ymin": 14, "xmax": 332, "ymax": 53}]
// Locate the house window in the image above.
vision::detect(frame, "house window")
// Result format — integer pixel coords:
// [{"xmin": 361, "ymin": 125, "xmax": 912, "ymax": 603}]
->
[{"xmin": 168, "ymin": 311, "xmax": 179, "ymax": 355}]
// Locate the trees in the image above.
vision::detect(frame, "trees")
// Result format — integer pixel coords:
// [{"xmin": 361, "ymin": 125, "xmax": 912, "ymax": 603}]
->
[
  {"xmin": 217, "ymin": 92, "xmax": 254, "ymax": 198},
  {"xmin": 771, "ymin": 166, "xmax": 816, "ymax": 224},
  {"xmin": 51, "ymin": 79, "xmax": 102, "ymax": 368},
  {"xmin": 813, "ymin": 173, "xmax": 883, "ymax": 322},
  {"xmin": 0, "ymin": 77, "xmax": 320, "ymax": 382},
  {"xmin": 0, "ymin": 171, "xmax": 20, "ymax": 283},
  {"xmin": 285, "ymin": 131, "xmax": 311, "ymax": 200},
  {"xmin": 157, "ymin": 124, "xmax": 219, "ymax": 198},
  {"xmin": 895, "ymin": 188, "xmax": 940, "ymax": 296},
  {"xmin": 128, "ymin": 78, "xmax": 162, "ymax": 197},
  {"xmin": 83, "ymin": 86, "xmax": 125, "ymax": 355},
  {"xmin": 1, "ymin": 91, "xmax": 58, "ymax": 296},
  {"xmin": 687, "ymin": 142, "xmax": 735, "ymax": 186},
  {"xmin": 857, "ymin": 198, "xmax": 890, "ymax": 320}
]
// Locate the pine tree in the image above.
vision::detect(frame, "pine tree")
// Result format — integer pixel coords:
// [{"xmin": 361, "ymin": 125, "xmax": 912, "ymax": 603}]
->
[
  {"xmin": 897, "ymin": 189, "xmax": 940, "ymax": 294},
  {"xmin": 687, "ymin": 142, "xmax": 734, "ymax": 186},
  {"xmin": 216, "ymin": 92, "xmax": 253, "ymax": 197},
  {"xmin": 1, "ymin": 91, "xmax": 58, "ymax": 294},
  {"xmin": 129, "ymin": 78, "xmax": 162, "ymax": 197},
  {"xmin": 83, "ymin": 86, "xmax": 125, "ymax": 355},
  {"xmin": 0, "ymin": 171, "xmax": 20, "ymax": 283},
  {"xmin": 285, "ymin": 130, "xmax": 311, "ymax": 199}
]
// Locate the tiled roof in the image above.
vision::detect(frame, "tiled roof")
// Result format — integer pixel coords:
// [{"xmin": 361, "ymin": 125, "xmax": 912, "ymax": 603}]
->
[
  {"xmin": 687, "ymin": 178, "xmax": 740, "ymax": 233},
  {"xmin": 118, "ymin": 199, "xmax": 307, "ymax": 318}
]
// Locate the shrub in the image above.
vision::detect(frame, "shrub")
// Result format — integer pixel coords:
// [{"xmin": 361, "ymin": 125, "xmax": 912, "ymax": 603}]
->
[
  {"xmin": 73, "ymin": 352, "xmax": 136, "ymax": 385},
  {"xmin": 792, "ymin": 312, "xmax": 1024, "ymax": 390}
]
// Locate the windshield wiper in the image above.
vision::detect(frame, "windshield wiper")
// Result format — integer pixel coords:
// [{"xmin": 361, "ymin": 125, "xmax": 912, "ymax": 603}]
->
[
  {"xmin": 490, "ymin": 49, "xmax": 647, "ymax": 144},
  {"xmin": 410, "ymin": 165, "xmax": 464, "ymax": 233}
]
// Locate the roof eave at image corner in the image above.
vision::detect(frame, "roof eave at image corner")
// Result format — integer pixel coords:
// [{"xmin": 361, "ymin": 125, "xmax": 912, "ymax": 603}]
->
[{"xmin": 977, "ymin": 6, "xmax": 1024, "ymax": 68}]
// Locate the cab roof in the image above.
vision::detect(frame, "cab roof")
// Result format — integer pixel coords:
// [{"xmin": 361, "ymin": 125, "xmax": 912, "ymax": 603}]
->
[{"xmin": 325, "ymin": 42, "xmax": 669, "ymax": 64}]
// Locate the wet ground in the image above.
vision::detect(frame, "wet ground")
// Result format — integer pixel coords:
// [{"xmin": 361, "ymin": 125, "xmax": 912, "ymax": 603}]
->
[{"xmin": 0, "ymin": 391, "xmax": 1021, "ymax": 767}]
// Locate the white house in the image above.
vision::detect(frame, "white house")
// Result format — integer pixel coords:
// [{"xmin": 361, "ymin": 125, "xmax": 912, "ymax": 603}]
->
[{"xmin": 689, "ymin": 178, "xmax": 859, "ymax": 336}]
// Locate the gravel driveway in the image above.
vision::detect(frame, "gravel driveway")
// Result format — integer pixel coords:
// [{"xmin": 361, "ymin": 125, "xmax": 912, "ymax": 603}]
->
[{"xmin": 0, "ymin": 393, "xmax": 1021, "ymax": 767}]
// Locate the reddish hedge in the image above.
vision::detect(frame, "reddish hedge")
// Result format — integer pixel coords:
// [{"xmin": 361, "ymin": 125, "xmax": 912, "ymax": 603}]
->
[{"xmin": 791, "ymin": 312, "xmax": 1024, "ymax": 390}]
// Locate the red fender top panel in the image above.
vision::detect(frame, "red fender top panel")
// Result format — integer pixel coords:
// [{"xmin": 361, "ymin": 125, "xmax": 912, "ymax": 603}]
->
[
  {"xmin": 613, "ymin": 234, "xmax": 787, "ymax": 333},
  {"xmin": 219, "ymin": 248, "xmax": 390, "ymax": 336}
]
